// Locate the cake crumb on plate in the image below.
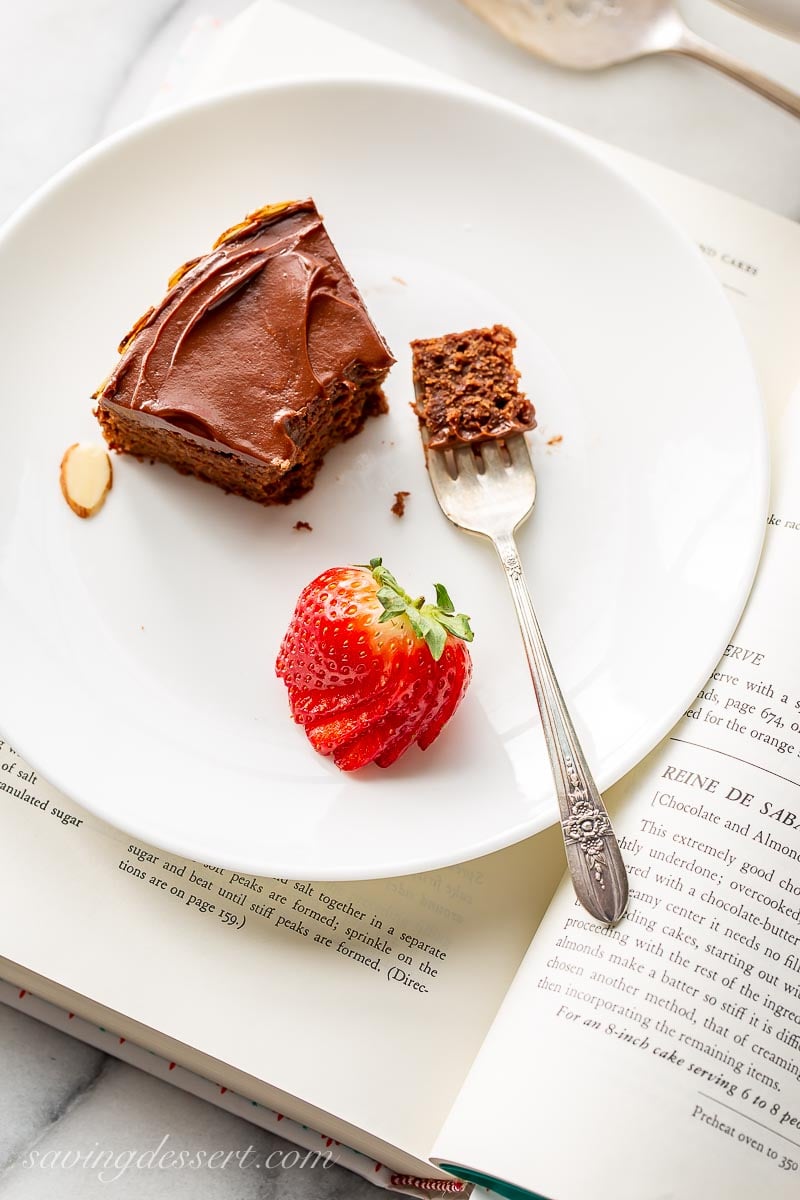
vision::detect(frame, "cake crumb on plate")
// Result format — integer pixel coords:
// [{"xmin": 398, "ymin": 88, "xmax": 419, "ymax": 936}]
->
[{"xmin": 391, "ymin": 491, "xmax": 410, "ymax": 518}]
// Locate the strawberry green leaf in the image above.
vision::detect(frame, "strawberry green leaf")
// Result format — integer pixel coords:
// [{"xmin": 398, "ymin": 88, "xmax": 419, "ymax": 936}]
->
[
  {"xmin": 438, "ymin": 612, "xmax": 474, "ymax": 642},
  {"xmin": 408, "ymin": 608, "xmax": 446, "ymax": 661},
  {"xmin": 372, "ymin": 564, "xmax": 406, "ymax": 599},
  {"xmin": 434, "ymin": 583, "xmax": 455, "ymax": 615},
  {"xmin": 423, "ymin": 622, "xmax": 447, "ymax": 662},
  {"xmin": 377, "ymin": 587, "xmax": 407, "ymax": 617},
  {"xmin": 404, "ymin": 606, "xmax": 426, "ymax": 640}
]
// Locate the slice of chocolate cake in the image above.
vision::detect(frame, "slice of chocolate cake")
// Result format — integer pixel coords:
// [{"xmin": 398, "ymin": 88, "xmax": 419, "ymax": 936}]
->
[
  {"xmin": 410, "ymin": 325, "xmax": 535, "ymax": 449},
  {"xmin": 94, "ymin": 200, "xmax": 394, "ymax": 505}
]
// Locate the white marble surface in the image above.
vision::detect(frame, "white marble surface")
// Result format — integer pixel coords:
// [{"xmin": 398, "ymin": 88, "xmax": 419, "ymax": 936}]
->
[
  {"xmin": 0, "ymin": 1006, "xmax": 376, "ymax": 1198},
  {"xmin": 1, "ymin": 1, "xmax": 800, "ymax": 1196}
]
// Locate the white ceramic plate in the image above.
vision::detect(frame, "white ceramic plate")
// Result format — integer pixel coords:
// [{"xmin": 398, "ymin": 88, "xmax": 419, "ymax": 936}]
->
[{"xmin": 0, "ymin": 80, "xmax": 767, "ymax": 880}]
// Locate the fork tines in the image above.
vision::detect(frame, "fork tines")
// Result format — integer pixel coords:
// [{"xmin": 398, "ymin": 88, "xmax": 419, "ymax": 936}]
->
[{"xmin": 424, "ymin": 431, "xmax": 531, "ymax": 478}]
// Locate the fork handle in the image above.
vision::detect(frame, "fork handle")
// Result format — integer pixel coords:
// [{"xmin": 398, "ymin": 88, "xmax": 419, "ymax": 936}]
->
[
  {"xmin": 493, "ymin": 532, "xmax": 629, "ymax": 926},
  {"xmin": 670, "ymin": 30, "xmax": 800, "ymax": 120}
]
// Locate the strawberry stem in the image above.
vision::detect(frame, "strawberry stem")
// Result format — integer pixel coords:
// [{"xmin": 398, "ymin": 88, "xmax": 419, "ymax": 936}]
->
[{"xmin": 368, "ymin": 557, "xmax": 474, "ymax": 661}]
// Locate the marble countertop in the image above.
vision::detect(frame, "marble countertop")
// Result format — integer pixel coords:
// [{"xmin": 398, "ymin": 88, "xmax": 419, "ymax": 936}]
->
[{"xmin": 1, "ymin": 1, "xmax": 799, "ymax": 1196}]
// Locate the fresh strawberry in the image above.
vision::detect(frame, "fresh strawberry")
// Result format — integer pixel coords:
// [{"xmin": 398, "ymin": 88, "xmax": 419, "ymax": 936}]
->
[{"xmin": 276, "ymin": 557, "xmax": 474, "ymax": 771}]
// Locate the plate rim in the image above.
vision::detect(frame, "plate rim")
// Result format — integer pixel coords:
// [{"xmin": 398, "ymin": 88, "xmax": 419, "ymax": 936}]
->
[{"xmin": 0, "ymin": 75, "xmax": 769, "ymax": 879}]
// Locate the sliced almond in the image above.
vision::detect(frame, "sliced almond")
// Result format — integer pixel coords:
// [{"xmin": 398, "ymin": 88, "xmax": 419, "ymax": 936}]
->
[{"xmin": 60, "ymin": 443, "xmax": 113, "ymax": 518}]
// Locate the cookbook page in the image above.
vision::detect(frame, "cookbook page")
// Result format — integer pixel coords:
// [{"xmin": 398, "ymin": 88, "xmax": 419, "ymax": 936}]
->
[
  {"xmin": 433, "ymin": 187, "xmax": 800, "ymax": 1199},
  {"xmin": 0, "ymin": 773, "xmax": 564, "ymax": 1166}
]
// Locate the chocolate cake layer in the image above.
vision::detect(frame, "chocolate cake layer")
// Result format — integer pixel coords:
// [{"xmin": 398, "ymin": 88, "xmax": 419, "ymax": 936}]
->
[
  {"xmin": 94, "ymin": 200, "xmax": 394, "ymax": 504},
  {"xmin": 411, "ymin": 325, "xmax": 535, "ymax": 450}
]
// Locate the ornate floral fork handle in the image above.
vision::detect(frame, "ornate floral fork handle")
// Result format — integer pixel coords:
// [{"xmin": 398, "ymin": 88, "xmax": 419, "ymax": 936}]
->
[
  {"xmin": 494, "ymin": 530, "xmax": 629, "ymax": 926},
  {"xmin": 422, "ymin": 431, "xmax": 628, "ymax": 926}
]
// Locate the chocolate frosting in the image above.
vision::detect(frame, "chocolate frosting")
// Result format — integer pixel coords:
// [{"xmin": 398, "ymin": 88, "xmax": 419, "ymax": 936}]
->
[{"xmin": 96, "ymin": 201, "xmax": 394, "ymax": 466}]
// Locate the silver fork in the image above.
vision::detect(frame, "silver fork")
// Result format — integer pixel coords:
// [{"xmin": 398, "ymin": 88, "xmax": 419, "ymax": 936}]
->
[{"xmin": 425, "ymin": 433, "xmax": 629, "ymax": 926}]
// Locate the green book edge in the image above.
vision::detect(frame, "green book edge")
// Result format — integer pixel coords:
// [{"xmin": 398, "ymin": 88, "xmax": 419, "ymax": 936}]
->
[{"xmin": 440, "ymin": 1165, "xmax": 551, "ymax": 1200}]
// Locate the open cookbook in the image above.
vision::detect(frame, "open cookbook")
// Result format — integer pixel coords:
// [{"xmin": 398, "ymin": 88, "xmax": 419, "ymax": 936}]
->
[{"xmin": 2, "ymin": 6, "xmax": 800, "ymax": 1199}]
